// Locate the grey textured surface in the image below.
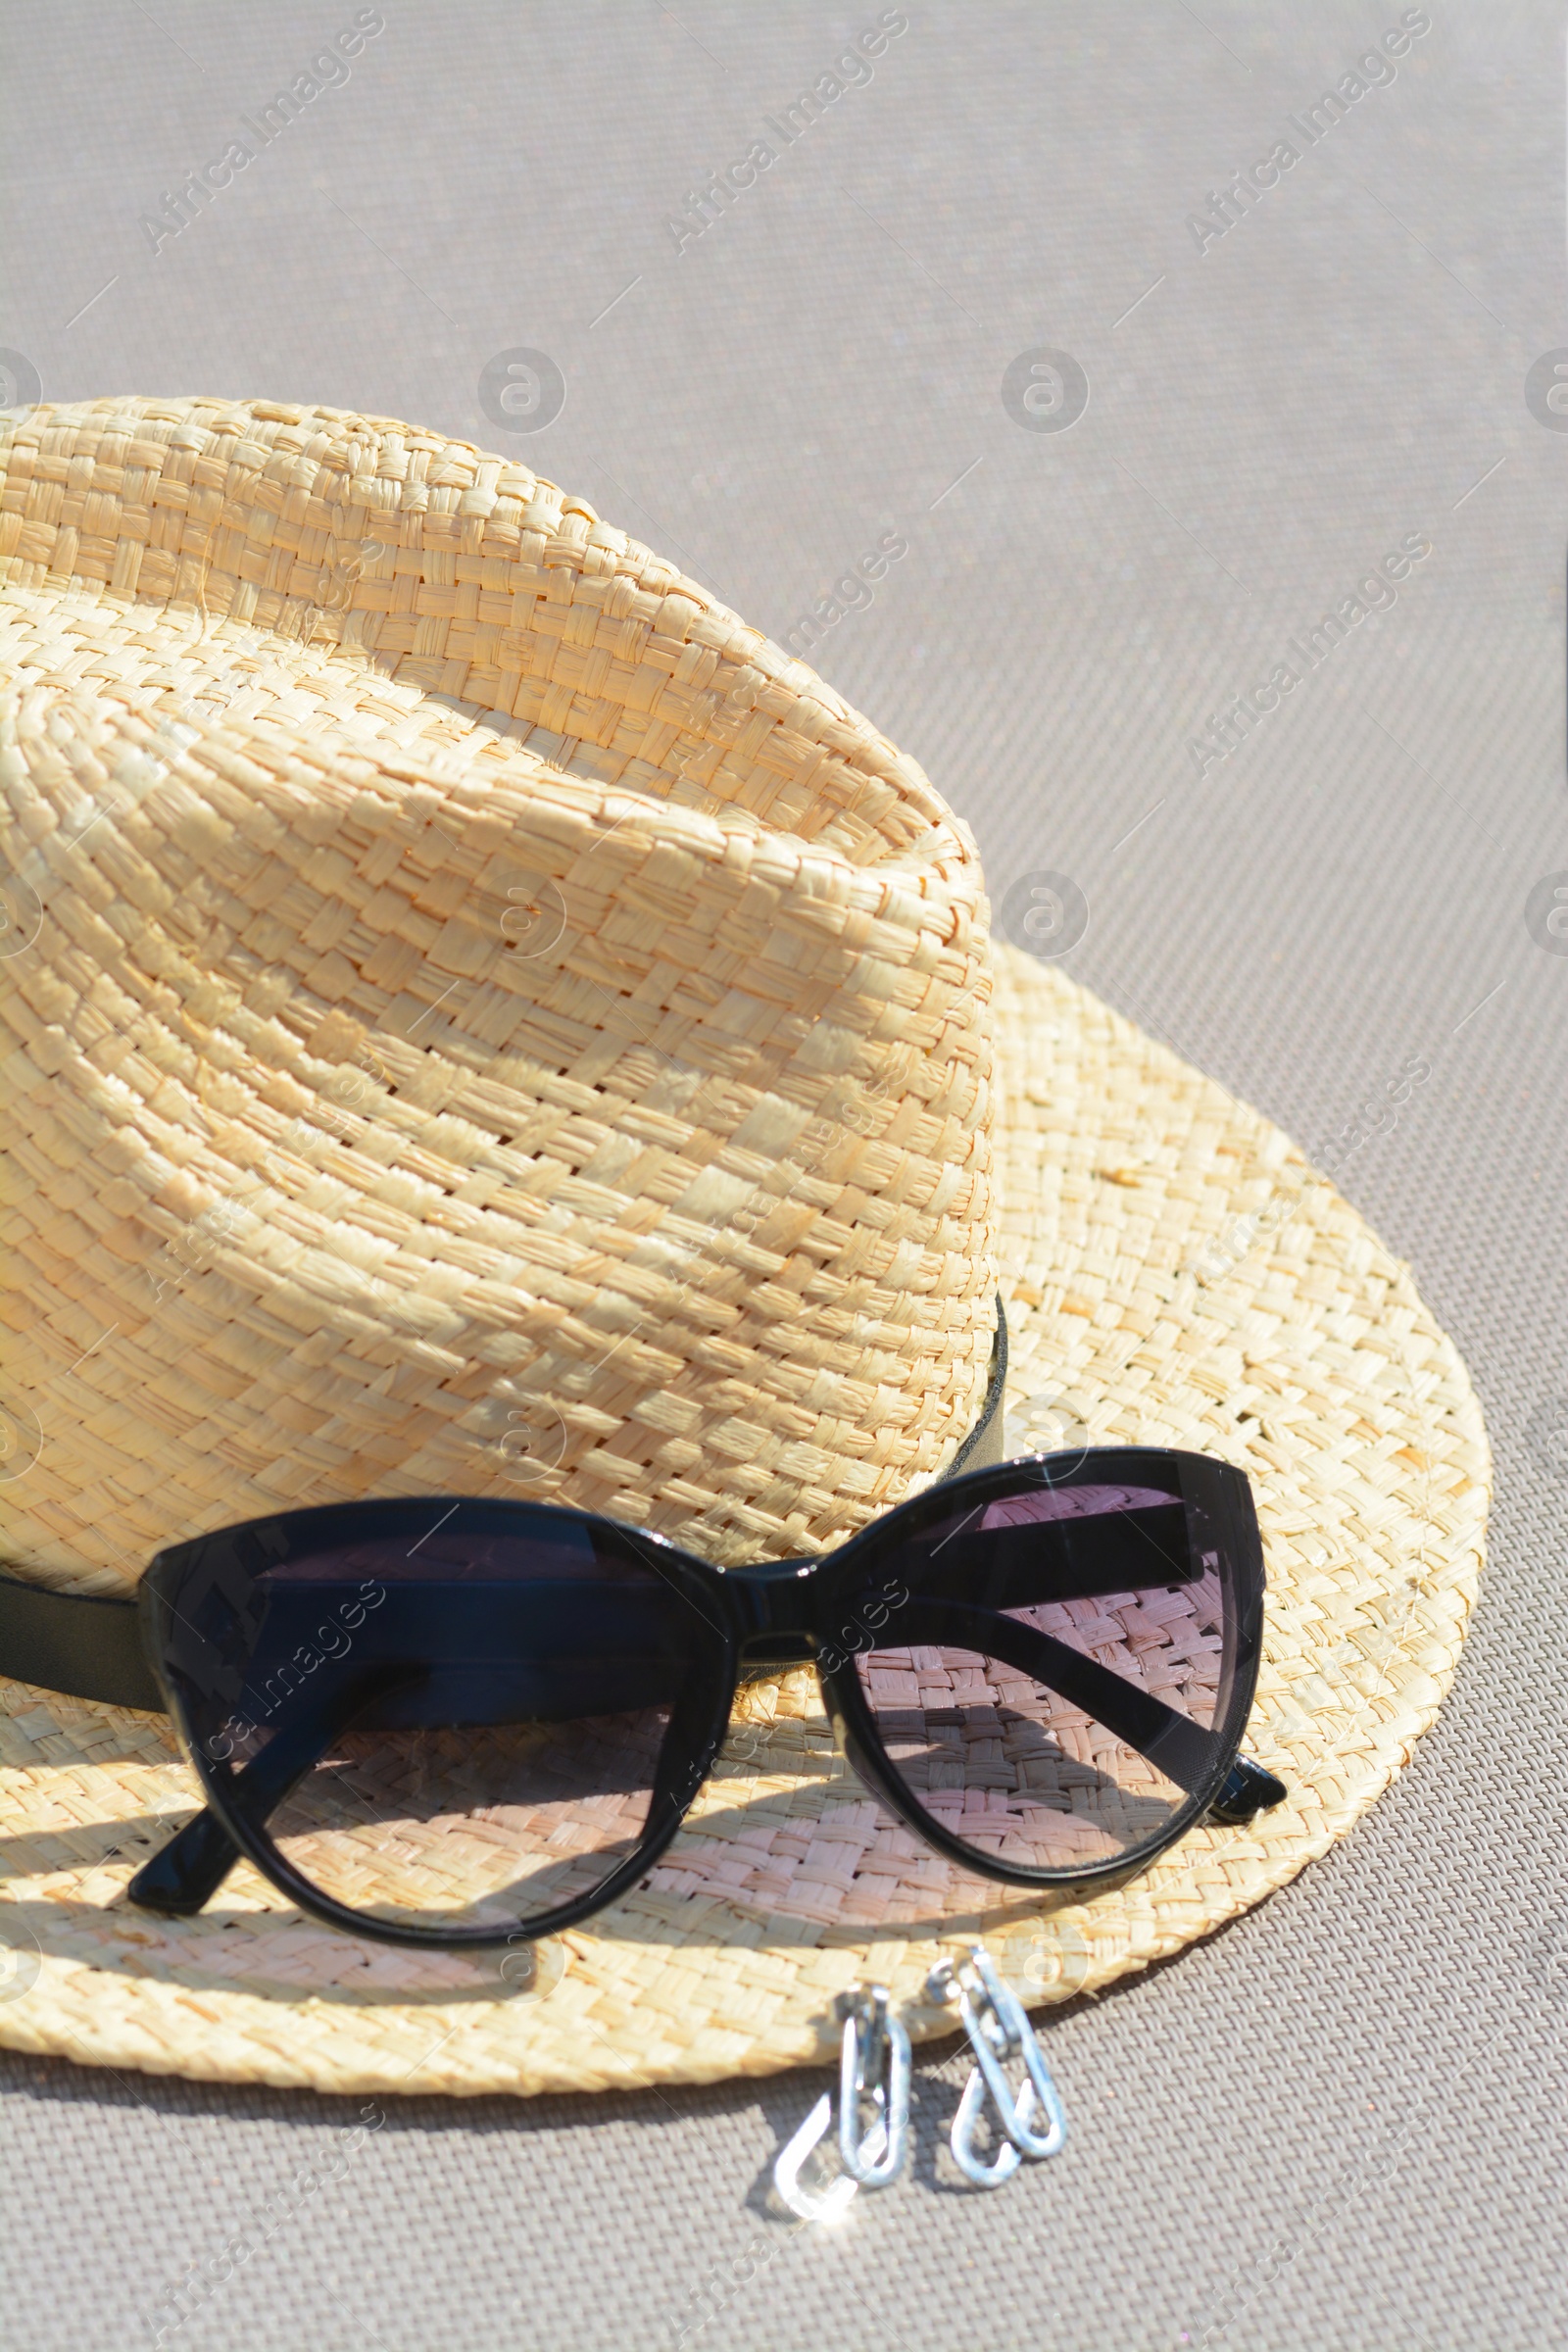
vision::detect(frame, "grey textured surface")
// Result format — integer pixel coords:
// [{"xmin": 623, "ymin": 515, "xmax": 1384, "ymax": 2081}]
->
[{"xmin": 2, "ymin": 4, "xmax": 1566, "ymax": 2346}]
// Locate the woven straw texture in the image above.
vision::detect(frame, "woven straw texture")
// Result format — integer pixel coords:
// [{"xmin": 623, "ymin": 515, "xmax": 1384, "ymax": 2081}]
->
[
  {"xmin": 0, "ymin": 916, "xmax": 1487, "ymax": 2093},
  {"xmin": 0, "ymin": 397, "xmax": 1000, "ymax": 1592}
]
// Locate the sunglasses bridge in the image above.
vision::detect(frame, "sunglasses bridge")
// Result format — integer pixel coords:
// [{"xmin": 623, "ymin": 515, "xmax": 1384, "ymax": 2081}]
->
[{"xmin": 723, "ymin": 1556, "xmax": 825, "ymax": 1670}]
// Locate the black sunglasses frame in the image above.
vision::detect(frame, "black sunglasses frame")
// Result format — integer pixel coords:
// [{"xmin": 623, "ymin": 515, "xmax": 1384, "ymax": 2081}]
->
[{"xmin": 134, "ymin": 1445, "xmax": 1271, "ymax": 1954}]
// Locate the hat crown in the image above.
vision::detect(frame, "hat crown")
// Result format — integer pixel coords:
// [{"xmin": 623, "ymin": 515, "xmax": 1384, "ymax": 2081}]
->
[{"xmin": 0, "ymin": 399, "xmax": 997, "ymax": 1591}]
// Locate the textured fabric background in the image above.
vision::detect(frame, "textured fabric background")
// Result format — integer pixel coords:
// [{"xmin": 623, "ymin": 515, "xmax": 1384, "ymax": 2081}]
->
[{"xmin": 1, "ymin": 4, "xmax": 1564, "ymax": 2346}]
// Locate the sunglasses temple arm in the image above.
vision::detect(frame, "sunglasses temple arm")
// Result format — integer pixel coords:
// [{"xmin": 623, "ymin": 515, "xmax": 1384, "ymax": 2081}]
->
[
  {"xmin": 127, "ymin": 1799, "xmax": 245, "ymax": 1917},
  {"xmin": 892, "ymin": 1600, "xmax": 1280, "ymax": 1804},
  {"xmin": 127, "ymin": 1663, "xmax": 426, "ymax": 1917}
]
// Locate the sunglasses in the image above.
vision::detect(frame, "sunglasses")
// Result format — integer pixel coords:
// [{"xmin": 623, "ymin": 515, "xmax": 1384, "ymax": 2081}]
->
[{"xmin": 0, "ymin": 1342, "xmax": 1285, "ymax": 1954}]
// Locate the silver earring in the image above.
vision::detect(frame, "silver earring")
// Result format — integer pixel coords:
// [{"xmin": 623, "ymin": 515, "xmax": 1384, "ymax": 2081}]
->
[
  {"xmin": 927, "ymin": 1944, "xmax": 1067, "ymax": 2189},
  {"xmin": 772, "ymin": 1983, "xmax": 911, "ymax": 2220}
]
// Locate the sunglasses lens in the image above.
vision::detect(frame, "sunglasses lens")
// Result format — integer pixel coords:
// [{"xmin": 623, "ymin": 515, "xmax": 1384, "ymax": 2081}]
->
[
  {"xmin": 845, "ymin": 1461, "xmax": 1257, "ymax": 1874},
  {"xmin": 160, "ymin": 1509, "xmax": 717, "ymax": 1934}
]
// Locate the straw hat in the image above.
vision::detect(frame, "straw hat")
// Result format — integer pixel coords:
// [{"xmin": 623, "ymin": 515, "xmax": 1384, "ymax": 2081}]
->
[{"xmin": 0, "ymin": 399, "xmax": 1487, "ymax": 2097}]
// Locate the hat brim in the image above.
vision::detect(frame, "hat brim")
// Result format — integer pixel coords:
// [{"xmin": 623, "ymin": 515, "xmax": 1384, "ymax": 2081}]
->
[{"xmin": 0, "ymin": 942, "xmax": 1487, "ymax": 2097}]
